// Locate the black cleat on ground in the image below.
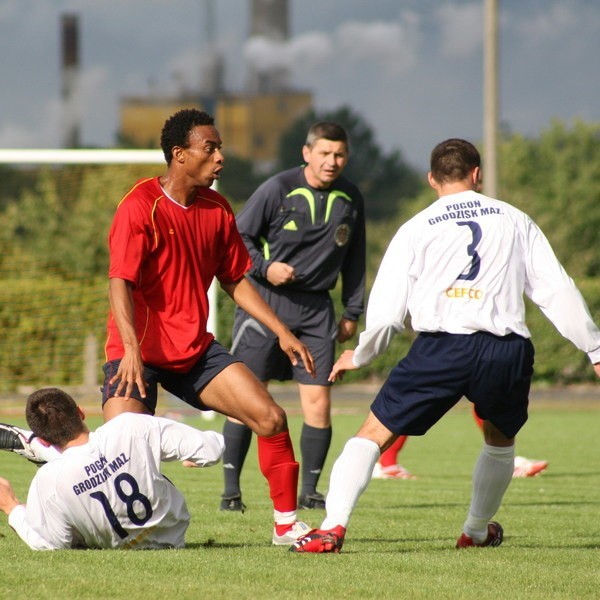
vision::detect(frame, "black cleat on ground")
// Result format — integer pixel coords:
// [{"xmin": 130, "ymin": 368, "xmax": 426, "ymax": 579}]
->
[
  {"xmin": 220, "ymin": 495, "xmax": 246, "ymax": 513},
  {"xmin": 297, "ymin": 491, "xmax": 326, "ymax": 510},
  {"xmin": 0, "ymin": 423, "xmax": 25, "ymax": 451},
  {"xmin": 0, "ymin": 423, "xmax": 45, "ymax": 465}
]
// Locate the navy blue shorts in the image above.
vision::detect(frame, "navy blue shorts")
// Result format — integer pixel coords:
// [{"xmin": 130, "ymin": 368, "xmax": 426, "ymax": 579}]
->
[
  {"xmin": 101, "ymin": 340, "xmax": 241, "ymax": 414},
  {"xmin": 371, "ymin": 332, "xmax": 535, "ymax": 439},
  {"xmin": 231, "ymin": 283, "xmax": 336, "ymax": 386}
]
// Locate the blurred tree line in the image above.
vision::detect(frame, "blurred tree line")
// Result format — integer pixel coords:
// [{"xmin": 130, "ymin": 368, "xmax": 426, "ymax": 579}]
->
[{"xmin": 0, "ymin": 117, "xmax": 598, "ymax": 389}]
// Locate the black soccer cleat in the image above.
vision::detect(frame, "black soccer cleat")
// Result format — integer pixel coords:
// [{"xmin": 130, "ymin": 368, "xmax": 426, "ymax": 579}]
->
[
  {"xmin": 298, "ymin": 491, "xmax": 326, "ymax": 510},
  {"xmin": 219, "ymin": 494, "xmax": 246, "ymax": 513},
  {"xmin": 0, "ymin": 423, "xmax": 46, "ymax": 465}
]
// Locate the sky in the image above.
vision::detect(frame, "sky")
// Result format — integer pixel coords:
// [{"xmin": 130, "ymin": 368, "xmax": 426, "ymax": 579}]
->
[{"xmin": 0, "ymin": 0, "xmax": 598, "ymax": 170}]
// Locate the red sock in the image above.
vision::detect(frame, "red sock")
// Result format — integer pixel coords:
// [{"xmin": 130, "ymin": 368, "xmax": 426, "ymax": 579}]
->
[
  {"xmin": 275, "ymin": 521, "xmax": 294, "ymax": 536},
  {"xmin": 257, "ymin": 431, "xmax": 299, "ymax": 514},
  {"xmin": 472, "ymin": 406, "xmax": 484, "ymax": 429},
  {"xmin": 379, "ymin": 435, "xmax": 408, "ymax": 467}
]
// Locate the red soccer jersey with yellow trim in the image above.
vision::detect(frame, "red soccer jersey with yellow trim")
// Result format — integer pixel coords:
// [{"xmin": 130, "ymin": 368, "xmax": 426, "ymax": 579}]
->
[{"xmin": 105, "ymin": 177, "xmax": 251, "ymax": 371}]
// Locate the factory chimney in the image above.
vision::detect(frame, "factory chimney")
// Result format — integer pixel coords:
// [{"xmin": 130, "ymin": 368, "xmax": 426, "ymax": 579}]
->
[
  {"xmin": 201, "ymin": 0, "xmax": 225, "ymax": 96},
  {"xmin": 248, "ymin": 0, "xmax": 290, "ymax": 93},
  {"xmin": 60, "ymin": 13, "xmax": 80, "ymax": 148}
]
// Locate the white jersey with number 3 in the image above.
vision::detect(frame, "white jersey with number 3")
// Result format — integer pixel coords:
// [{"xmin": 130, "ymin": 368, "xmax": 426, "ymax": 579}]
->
[
  {"xmin": 354, "ymin": 190, "xmax": 600, "ymax": 367},
  {"xmin": 8, "ymin": 413, "xmax": 224, "ymax": 550}
]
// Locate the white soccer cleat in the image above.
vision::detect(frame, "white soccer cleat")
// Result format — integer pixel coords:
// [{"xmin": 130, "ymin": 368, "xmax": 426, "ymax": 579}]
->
[
  {"xmin": 0, "ymin": 423, "xmax": 46, "ymax": 465},
  {"xmin": 272, "ymin": 521, "xmax": 312, "ymax": 545},
  {"xmin": 372, "ymin": 462, "xmax": 416, "ymax": 480},
  {"xmin": 513, "ymin": 455, "xmax": 548, "ymax": 478}
]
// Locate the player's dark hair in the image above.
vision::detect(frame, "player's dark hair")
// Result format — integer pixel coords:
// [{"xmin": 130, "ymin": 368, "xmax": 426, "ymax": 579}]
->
[
  {"xmin": 430, "ymin": 138, "xmax": 480, "ymax": 183},
  {"xmin": 305, "ymin": 122, "xmax": 349, "ymax": 149},
  {"xmin": 160, "ymin": 108, "xmax": 215, "ymax": 165},
  {"xmin": 26, "ymin": 388, "xmax": 86, "ymax": 447}
]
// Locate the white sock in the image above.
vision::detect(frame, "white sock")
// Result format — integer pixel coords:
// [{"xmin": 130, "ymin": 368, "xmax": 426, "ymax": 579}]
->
[
  {"xmin": 273, "ymin": 510, "xmax": 296, "ymax": 526},
  {"xmin": 29, "ymin": 437, "xmax": 61, "ymax": 463},
  {"xmin": 321, "ymin": 437, "xmax": 380, "ymax": 530},
  {"xmin": 463, "ymin": 443, "xmax": 514, "ymax": 543}
]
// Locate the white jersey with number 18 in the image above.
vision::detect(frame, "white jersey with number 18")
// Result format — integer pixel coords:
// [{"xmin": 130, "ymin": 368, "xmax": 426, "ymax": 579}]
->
[{"xmin": 8, "ymin": 413, "xmax": 224, "ymax": 550}]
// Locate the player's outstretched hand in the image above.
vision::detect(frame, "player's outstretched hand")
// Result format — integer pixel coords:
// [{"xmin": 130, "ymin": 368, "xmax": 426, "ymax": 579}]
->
[
  {"xmin": 279, "ymin": 330, "xmax": 316, "ymax": 377},
  {"xmin": 329, "ymin": 349, "xmax": 358, "ymax": 382}
]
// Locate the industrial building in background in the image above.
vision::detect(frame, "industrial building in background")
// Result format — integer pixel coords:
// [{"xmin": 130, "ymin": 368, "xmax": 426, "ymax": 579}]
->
[
  {"xmin": 61, "ymin": 14, "xmax": 81, "ymax": 149},
  {"xmin": 117, "ymin": 0, "xmax": 312, "ymax": 171}
]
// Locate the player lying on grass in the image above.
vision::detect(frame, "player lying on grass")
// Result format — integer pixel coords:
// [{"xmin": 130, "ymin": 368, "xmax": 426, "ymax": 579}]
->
[
  {"xmin": 0, "ymin": 387, "xmax": 224, "ymax": 550},
  {"xmin": 289, "ymin": 138, "xmax": 600, "ymax": 554}
]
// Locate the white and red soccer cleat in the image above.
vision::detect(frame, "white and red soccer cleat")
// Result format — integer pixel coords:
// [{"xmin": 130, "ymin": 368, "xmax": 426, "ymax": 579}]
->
[
  {"xmin": 372, "ymin": 462, "xmax": 416, "ymax": 480},
  {"xmin": 272, "ymin": 521, "xmax": 312, "ymax": 546},
  {"xmin": 289, "ymin": 525, "xmax": 346, "ymax": 553},
  {"xmin": 513, "ymin": 456, "xmax": 548, "ymax": 478}
]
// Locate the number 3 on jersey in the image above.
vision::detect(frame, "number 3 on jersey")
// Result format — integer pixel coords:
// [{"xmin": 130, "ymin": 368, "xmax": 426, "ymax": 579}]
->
[
  {"xmin": 90, "ymin": 473, "xmax": 153, "ymax": 539},
  {"xmin": 456, "ymin": 221, "xmax": 481, "ymax": 281}
]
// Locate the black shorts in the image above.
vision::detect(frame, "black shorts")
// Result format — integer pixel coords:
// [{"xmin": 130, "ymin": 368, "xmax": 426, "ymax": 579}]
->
[
  {"xmin": 231, "ymin": 284, "xmax": 336, "ymax": 385},
  {"xmin": 371, "ymin": 331, "xmax": 535, "ymax": 439},
  {"xmin": 101, "ymin": 340, "xmax": 241, "ymax": 414}
]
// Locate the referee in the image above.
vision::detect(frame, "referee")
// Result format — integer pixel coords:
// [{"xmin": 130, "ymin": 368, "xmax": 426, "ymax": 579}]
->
[{"xmin": 221, "ymin": 122, "xmax": 366, "ymax": 511}]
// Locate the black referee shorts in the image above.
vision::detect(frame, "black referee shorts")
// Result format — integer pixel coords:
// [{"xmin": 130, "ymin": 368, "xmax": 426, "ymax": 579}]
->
[{"xmin": 231, "ymin": 284, "xmax": 337, "ymax": 385}]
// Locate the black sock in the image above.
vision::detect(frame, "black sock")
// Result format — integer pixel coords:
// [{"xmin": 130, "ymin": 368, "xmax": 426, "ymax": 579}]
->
[
  {"xmin": 222, "ymin": 420, "xmax": 253, "ymax": 498},
  {"xmin": 300, "ymin": 423, "xmax": 332, "ymax": 496}
]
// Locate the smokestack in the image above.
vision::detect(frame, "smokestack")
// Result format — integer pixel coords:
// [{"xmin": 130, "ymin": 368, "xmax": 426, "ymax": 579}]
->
[
  {"xmin": 248, "ymin": 0, "xmax": 290, "ymax": 93},
  {"xmin": 250, "ymin": 0, "xmax": 289, "ymax": 39},
  {"xmin": 202, "ymin": 0, "xmax": 225, "ymax": 95},
  {"xmin": 60, "ymin": 13, "xmax": 80, "ymax": 148}
]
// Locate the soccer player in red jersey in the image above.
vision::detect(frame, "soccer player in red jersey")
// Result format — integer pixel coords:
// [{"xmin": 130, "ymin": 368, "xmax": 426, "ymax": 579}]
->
[{"xmin": 102, "ymin": 108, "xmax": 315, "ymax": 546}]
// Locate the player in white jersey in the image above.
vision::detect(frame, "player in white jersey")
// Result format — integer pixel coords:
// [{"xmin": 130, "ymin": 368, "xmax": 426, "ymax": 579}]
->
[
  {"xmin": 0, "ymin": 387, "xmax": 224, "ymax": 550},
  {"xmin": 290, "ymin": 138, "xmax": 600, "ymax": 553}
]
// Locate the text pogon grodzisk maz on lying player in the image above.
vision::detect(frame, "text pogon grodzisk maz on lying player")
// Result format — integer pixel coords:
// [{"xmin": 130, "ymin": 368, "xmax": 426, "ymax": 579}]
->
[{"xmin": 72, "ymin": 452, "xmax": 130, "ymax": 496}]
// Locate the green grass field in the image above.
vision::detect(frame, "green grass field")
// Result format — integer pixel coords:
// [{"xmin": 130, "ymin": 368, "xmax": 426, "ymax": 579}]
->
[{"xmin": 0, "ymin": 396, "xmax": 599, "ymax": 599}]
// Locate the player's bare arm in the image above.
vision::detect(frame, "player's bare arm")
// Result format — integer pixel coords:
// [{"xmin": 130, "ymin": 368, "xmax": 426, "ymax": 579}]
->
[
  {"xmin": 108, "ymin": 278, "xmax": 147, "ymax": 398},
  {"xmin": 336, "ymin": 317, "xmax": 358, "ymax": 343},
  {"xmin": 221, "ymin": 277, "xmax": 315, "ymax": 376},
  {"xmin": 265, "ymin": 261, "xmax": 296, "ymax": 286},
  {"xmin": 594, "ymin": 362, "xmax": 600, "ymax": 378},
  {"xmin": 328, "ymin": 349, "xmax": 358, "ymax": 382}
]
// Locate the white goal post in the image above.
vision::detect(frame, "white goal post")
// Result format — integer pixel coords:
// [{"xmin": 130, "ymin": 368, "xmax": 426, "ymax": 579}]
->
[
  {"xmin": 0, "ymin": 149, "xmax": 165, "ymax": 164},
  {"xmin": 0, "ymin": 148, "xmax": 218, "ymax": 336}
]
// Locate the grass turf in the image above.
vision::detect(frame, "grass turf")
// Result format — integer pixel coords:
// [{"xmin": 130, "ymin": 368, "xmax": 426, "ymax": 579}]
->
[{"xmin": 0, "ymin": 397, "xmax": 599, "ymax": 599}]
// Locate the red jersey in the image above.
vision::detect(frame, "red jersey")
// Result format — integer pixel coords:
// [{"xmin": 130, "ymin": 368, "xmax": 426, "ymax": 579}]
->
[{"xmin": 105, "ymin": 177, "xmax": 251, "ymax": 371}]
